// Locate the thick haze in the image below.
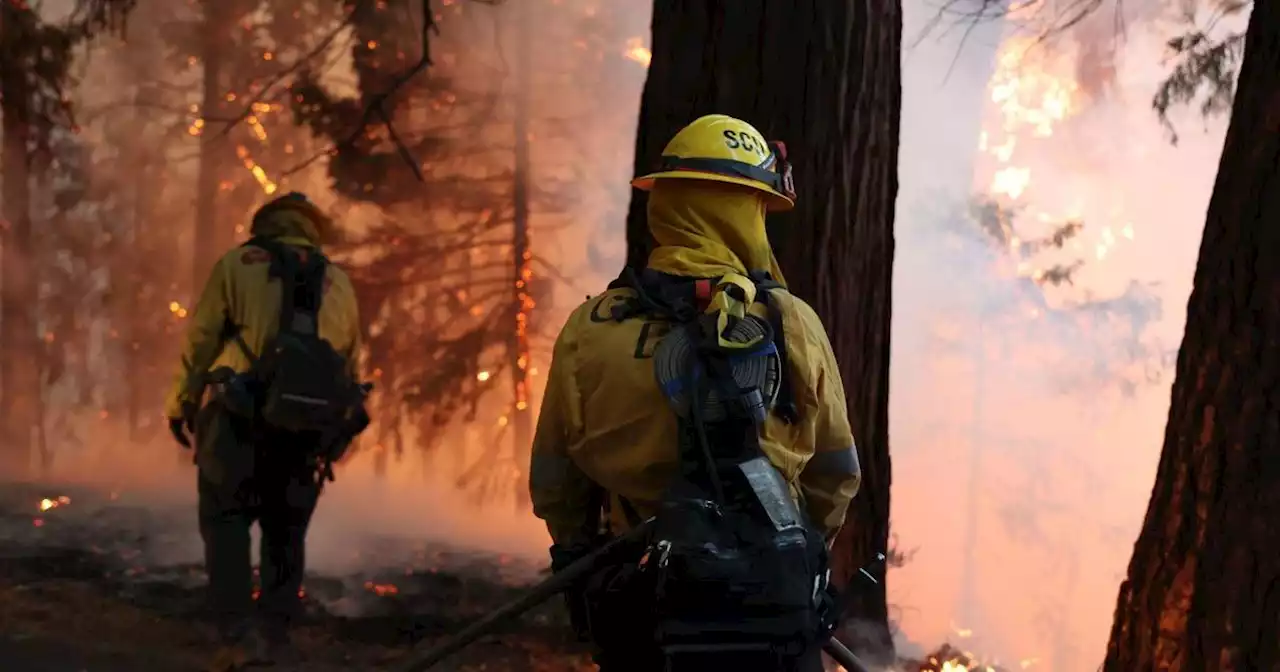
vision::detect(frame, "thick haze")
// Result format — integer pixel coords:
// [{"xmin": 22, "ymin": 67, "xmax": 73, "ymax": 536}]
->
[{"xmin": 19, "ymin": 0, "xmax": 1250, "ymax": 669}]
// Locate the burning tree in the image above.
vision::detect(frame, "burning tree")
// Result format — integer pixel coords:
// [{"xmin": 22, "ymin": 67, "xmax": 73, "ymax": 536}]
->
[
  {"xmin": 172, "ymin": 0, "xmax": 347, "ymax": 288},
  {"xmin": 625, "ymin": 0, "xmax": 901, "ymax": 661},
  {"xmin": 10, "ymin": 0, "xmax": 346, "ymax": 459},
  {"xmin": 1103, "ymin": 2, "xmax": 1280, "ymax": 669},
  {"xmin": 914, "ymin": 24, "xmax": 1176, "ymax": 665},
  {"xmin": 290, "ymin": 0, "xmax": 624, "ymax": 502}
]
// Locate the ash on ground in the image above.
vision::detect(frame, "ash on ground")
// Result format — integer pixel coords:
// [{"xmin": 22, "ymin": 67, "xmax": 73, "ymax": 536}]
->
[{"xmin": 0, "ymin": 481, "xmax": 592, "ymax": 672}]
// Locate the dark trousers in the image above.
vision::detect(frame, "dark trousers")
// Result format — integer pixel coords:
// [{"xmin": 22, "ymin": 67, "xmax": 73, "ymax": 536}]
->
[{"xmin": 195, "ymin": 403, "xmax": 323, "ymax": 640}]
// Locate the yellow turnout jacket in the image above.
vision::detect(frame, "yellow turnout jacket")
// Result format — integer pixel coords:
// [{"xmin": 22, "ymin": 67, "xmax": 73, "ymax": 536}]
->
[
  {"xmin": 163, "ymin": 206, "xmax": 361, "ymax": 419},
  {"xmin": 530, "ymin": 181, "xmax": 861, "ymax": 549}
]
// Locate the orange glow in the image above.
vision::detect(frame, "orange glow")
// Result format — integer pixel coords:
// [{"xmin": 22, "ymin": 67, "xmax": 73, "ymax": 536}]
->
[{"xmin": 623, "ymin": 37, "xmax": 651, "ymax": 67}]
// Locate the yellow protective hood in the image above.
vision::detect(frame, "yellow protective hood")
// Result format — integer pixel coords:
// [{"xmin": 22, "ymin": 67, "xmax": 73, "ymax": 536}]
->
[
  {"xmin": 646, "ymin": 180, "xmax": 787, "ymax": 286},
  {"xmin": 249, "ymin": 197, "xmax": 331, "ymax": 247}
]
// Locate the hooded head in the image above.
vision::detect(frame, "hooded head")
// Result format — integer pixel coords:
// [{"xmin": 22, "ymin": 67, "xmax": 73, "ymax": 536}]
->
[
  {"xmin": 645, "ymin": 179, "xmax": 787, "ymax": 287},
  {"xmin": 249, "ymin": 192, "xmax": 334, "ymax": 247}
]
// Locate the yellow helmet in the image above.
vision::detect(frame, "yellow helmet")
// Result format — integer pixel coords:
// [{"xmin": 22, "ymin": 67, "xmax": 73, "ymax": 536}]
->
[{"xmin": 632, "ymin": 114, "xmax": 796, "ymax": 212}]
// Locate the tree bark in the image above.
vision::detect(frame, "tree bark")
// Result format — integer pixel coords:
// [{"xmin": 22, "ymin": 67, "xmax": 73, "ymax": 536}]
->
[
  {"xmin": 626, "ymin": 0, "xmax": 901, "ymax": 661},
  {"xmin": 192, "ymin": 0, "xmax": 231, "ymax": 297},
  {"xmin": 510, "ymin": 0, "xmax": 534, "ymax": 508},
  {"xmin": 1104, "ymin": 3, "xmax": 1280, "ymax": 670},
  {"xmin": 0, "ymin": 5, "xmax": 41, "ymax": 479}
]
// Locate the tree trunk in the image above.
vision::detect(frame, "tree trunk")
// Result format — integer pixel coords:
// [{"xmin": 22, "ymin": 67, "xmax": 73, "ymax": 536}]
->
[
  {"xmin": 193, "ymin": 0, "xmax": 230, "ymax": 297},
  {"xmin": 1104, "ymin": 4, "xmax": 1280, "ymax": 670},
  {"xmin": 626, "ymin": 0, "xmax": 901, "ymax": 661},
  {"xmin": 0, "ymin": 5, "xmax": 41, "ymax": 479},
  {"xmin": 510, "ymin": 0, "xmax": 534, "ymax": 509}
]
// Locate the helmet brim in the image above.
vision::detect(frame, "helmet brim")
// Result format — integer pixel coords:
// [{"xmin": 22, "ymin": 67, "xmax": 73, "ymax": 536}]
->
[{"xmin": 632, "ymin": 170, "xmax": 795, "ymax": 212}]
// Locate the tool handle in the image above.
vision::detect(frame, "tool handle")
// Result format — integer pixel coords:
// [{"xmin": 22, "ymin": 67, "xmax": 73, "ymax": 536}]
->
[
  {"xmin": 393, "ymin": 520, "xmax": 654, "ymax": 672},
  {"xmin": 823, "ymin": 636, "xmax": 874, "ymax": 672}
]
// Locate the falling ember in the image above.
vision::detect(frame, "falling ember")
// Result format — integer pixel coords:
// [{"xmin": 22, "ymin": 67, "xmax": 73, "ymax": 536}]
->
[
  {"xmin": 623, "ymin": 37, "xmax": 651, "ymax": 67},
  {"xmin": 168, "ymin": 301, "xmax": 189, "ymax": 319},
  {"xmin": 247, "ymin": 116, "xmax": 268, "ymax": 142},
  {"xmin": 235, "ymin": 145, "xmax": 279, "ymax": 194},
  {"xmin": 476, "ymin": 370, "xmax": 491, "ymax": 382}
]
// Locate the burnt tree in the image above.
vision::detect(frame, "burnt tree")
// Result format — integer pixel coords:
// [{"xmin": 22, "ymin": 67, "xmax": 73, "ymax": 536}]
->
[
  {"xmin": 1103, "ymin": 3, "xmax": 1280, "ymax": 670},
  {"xmin": 626, "ymin": 0, "xmax": 900, "ymax": 660},
  {"xmin": 0, "ymin": 3, "xmax": 39, "ymax": 477}
]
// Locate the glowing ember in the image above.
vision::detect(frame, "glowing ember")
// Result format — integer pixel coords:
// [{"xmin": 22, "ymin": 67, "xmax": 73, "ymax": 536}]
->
[
  {"xmin": 476, "ymin": 370, "xmax": 491, "ymax": 382},
  {"xmin": 623, "ymin": 37, "xmax": 651, "ymax": 67},
  {"xmin": 234, "ymin": 145, "xmax": 279, "ymax": 195},
  {"xmin": 168, "ymin": 301, "xmax": 189, "ymax": 319},
  {"xmin": 39, "ymin": 496, "xmax": 70, "ymax": 512},
  {"xmin": 364, "ymin": 581, "xmax": 399, "ymax": 596}
]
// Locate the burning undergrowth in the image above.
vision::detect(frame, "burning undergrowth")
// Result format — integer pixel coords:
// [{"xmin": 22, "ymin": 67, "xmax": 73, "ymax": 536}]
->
[
  {"xmin": 0, "ymin": 481, "xmax": 591, "ymax": 671},
  {"xmin": 896, "ymin": 644, "xmax": 1017, "ymax": 671}
]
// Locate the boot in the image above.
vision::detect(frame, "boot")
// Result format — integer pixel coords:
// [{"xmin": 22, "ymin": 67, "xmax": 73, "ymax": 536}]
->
[
  {"xmin": 207, "ymin": 625, "xmax": 272, "ymax": 671},
  {"xmin": 260, "ymin": 619, "xmax": 302, "ymax": 666}
]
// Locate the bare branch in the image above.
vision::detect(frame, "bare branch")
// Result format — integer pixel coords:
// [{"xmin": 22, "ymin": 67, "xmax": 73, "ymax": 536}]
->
[{"xmin": 212, "ymin": 5, "xmax": 362, "ymax": 140}]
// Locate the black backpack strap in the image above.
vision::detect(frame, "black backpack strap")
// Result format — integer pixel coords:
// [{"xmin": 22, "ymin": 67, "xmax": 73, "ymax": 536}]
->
[
  {"xmin": 221, "ymin": 317, "xmax": 259, "ymax": 366},
  {"xmin": 609, "ymin": 266, "xmax": 709, "ymax": 323},
  {"xmin": 241, "ymin": 236, "xmax": 329, "ymax": 340}
]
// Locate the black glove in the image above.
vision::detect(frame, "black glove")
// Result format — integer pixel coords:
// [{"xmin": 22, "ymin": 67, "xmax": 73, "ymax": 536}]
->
[{"xmin": 168, "ymin": 402, "xmax": 197, "ymax": 449}]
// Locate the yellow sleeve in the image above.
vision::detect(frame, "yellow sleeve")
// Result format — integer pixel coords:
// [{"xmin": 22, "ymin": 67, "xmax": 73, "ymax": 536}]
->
[
  {"xmin": 163, "ymin": 257, "xmax": 232, "ymax": 418},
  {"xmin": 528, "ymin": 320, "xmax": 600, "ymax": 549},
  {"xmin": 796, "ymin": 315, "xmax": 861, "ymax": 541}
]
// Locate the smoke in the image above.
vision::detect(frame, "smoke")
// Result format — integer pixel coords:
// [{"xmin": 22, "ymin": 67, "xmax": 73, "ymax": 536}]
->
[
  {"xmin": 11, "ymin": 0, "xmax": 652, "ymax": 574},
  {"xmin": 892, "ymin": 0, "xmax": 1248, "ymax": 668},
  {"xmin": 8, "ymin": 0, "xmax": 1253, "ymax": 668}
]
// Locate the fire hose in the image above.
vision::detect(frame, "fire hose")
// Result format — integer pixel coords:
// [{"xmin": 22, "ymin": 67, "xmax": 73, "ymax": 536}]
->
[{"xmin": 390, "ymin": 519, "xmax": 881, "ymax": 672}]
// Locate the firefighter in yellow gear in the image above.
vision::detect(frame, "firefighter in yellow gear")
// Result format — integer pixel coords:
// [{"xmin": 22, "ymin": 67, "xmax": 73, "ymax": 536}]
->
[
  {"xmin": 529, "ymin": 114, "xmax": 861, "ymax": 672},
  {"xmin": 164, "ymin": 192, "xmax": 363, "ymax": 668}
]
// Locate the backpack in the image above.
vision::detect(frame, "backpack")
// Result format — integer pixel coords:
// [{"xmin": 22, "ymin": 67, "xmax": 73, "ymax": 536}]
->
[
  {"xmin": 225, "ymin": 237, "xmax": 364, "ymax": 436},
  {"xmin": 604, "ymin": 266, "xmax": 834, "ymax": 663}
]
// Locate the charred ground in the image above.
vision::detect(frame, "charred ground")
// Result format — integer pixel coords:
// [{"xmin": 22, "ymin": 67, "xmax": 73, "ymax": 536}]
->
[{"xmin": 0, "ymin": 481, "xmax": 593, "ymax": 671}]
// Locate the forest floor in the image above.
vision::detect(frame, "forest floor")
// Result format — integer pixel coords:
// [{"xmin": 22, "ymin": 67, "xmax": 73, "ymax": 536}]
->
[
  {"xmin": 0, "ymin": 481, "xmax": 980, "ymax": 672},
  {"xmin": 0, "ymin": 481, "xmax": 594, "ymax": 672}
]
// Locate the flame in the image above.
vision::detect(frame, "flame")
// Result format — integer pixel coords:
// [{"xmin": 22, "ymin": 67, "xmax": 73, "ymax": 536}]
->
[
  {"xmin": 623, "ymin": 37, "xmax": 651, "ymax": 67},
  {"xmin": 974, "ymin": 33, "xmax": 1138, "ymax": 284},
  {"xmin": 38, "ymin": 495, "xmax": 70, "ymax": 512}
]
